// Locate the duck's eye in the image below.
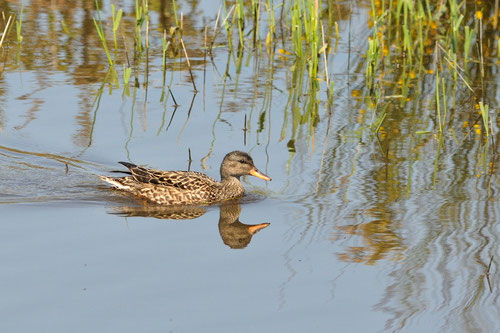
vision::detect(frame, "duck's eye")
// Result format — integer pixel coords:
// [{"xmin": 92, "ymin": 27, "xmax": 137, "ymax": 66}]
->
[{"xmin": 239, "ymin": 159, "xmax": 247, "ymax": 164}]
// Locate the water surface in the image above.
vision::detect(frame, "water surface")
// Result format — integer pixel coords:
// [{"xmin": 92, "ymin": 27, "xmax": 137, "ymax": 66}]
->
[{"xmin": 1, "ymin": 1, "xmax": 499, "ymax": 332}]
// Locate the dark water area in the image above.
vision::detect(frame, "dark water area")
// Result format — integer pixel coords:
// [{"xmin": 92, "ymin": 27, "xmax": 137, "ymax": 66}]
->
[{"xmin": 1, "ymin": 1, "xmax": 499, "ymax": 332}]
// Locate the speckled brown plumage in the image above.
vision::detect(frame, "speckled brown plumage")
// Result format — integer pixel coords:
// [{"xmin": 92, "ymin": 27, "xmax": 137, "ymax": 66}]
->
[{"xmin": 100, "ymin": 151, "xmax": 271, "ymax": 205}]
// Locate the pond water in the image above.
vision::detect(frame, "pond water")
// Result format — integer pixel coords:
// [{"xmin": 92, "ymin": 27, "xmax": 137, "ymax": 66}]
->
[{"xmin": 1, "ymin": 1, "xmax": 499, "ymax": 332}]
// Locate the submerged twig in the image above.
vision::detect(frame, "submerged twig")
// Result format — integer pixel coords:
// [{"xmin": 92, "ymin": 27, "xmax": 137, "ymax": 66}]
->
[
  {"xmin": 177, "ymin": 93, "xmax": 198, "ymax": 143},
  {"xmin": 187, "ymin": 148, "xmax": 192, "ymax": 171},
  {"xmin": 485, "ymin": 255, "xmax": 493, "ymax": 293},
  {"xmin": 243, "ymin": 113, "xmax": 247, "ymax": 146},
  {"xmin": 168, "ymin": 88, "xmax": 178, "ymax": 106},
  {"xmin": 165, "ymin": 105, "xmax": 179, "ymax": 133}
]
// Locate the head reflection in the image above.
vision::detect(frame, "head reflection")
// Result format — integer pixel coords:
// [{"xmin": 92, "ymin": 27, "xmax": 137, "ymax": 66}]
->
[
  {"xmin": 109, "ymin": 202, "xmax": 269, "ymax": 249},
  {"xmin": 217, "ymin": 203, "xmax": 269, "ymax": 249}
]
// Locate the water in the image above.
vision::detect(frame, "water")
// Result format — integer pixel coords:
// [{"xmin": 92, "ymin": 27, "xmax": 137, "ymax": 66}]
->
[{"xmin": 1, "ymin": 1, "xmax": 499, "ymax": 332}]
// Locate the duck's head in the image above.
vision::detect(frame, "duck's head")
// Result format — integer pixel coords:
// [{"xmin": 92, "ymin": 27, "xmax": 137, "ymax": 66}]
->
[{"xmin": 220, "ymin": 151, "xmax": 271, "ymax": 181}]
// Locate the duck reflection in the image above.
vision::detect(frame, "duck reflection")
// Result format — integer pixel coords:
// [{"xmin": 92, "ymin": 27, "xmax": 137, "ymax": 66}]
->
[
  {"xmin": 109, "ymin": 202, "xmax": 270, "ymax": 249},
  {"xmin": 217, "ymin": 204, "xmax": 269, "ymax": 249},
  {"xmin": 112, "ymin": 204, "xmax": 207, "ymax": 220}
]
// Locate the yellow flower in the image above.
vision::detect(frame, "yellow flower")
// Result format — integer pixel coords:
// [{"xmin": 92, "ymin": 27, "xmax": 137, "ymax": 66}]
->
[
  {"xmin": 476, "ymin": 11, "xmax": 483, "ymax": 20},
  {"xmin": 278, "ymin": 49, "xmax": 291, "ymax": 55},
  {"xmin": 352, "ymin": 89, "xmax": 362, "ymax": 97}
]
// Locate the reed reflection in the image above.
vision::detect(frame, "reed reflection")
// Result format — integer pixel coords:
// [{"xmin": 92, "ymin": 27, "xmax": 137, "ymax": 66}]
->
[{"xmin": 108, "ymin": 202, "xmax": 270, "ymax": 249}]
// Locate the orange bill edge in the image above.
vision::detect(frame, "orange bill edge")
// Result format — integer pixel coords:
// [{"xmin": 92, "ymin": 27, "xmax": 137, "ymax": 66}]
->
[{"xmin": 249, "ymin": 168, "xmax": 271, "ymax": 181}]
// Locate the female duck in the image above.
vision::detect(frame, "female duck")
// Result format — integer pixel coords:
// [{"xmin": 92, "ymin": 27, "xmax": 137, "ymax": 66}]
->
[{"xmin": 100, "ymin": 151, "xmax": 271, "ymax": 205}]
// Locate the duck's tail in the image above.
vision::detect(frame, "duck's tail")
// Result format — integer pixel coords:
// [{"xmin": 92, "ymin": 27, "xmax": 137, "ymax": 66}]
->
[{"xmin": 99, "ymin": 176, "xmax": 135, "ymax": 191}]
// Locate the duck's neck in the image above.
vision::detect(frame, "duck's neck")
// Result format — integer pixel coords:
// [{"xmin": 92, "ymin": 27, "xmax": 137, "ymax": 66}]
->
[
  {"xmin": 220, "ymin": 174, "xmax": 245, "ymax": 197},
  {"xmin": 219, "ymin": 204, "xmax": 241, "ymax": 225}
]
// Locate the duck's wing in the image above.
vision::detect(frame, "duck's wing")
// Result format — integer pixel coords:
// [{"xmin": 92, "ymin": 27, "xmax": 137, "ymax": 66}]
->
[{"xmin": 119, "ymin": 162, "xmax": 217, "ymax": 190}]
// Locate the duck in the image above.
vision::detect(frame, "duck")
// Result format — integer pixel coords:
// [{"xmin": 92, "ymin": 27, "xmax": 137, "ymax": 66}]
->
[{"xmin": 100, "ymin": 151, "xmax": 271, "ymax": 205}]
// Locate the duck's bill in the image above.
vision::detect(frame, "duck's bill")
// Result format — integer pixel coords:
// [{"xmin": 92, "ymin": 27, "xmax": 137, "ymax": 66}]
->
[
  {"xmin": 248, "ymin": 223, "xmax": 270, "ymax": 234},
  {"xmin": 249, "ymin": 168, "xmax": 272, "ymax": 181}
]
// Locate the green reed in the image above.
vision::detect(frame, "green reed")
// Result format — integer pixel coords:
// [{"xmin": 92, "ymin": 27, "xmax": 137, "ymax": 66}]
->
[
  {"xmin": 111, "ymin": 4, "xmax": 123, "ymax": 51},
  {"xmin": 363, "ymin": 0, "xmax": 498, "ymax": 137},
  {"xmin": 15, "ymin": 3, "xmax": 23, "ymax": 44},
  {"xmin": 264, "ymin": 0, "xmax": 276, "ymax": 51},
  {"xmin": 161, "ymin": 30, "xmax": 170, "ymax": 86},
  {"xmin": 122, "ymin": 64, "xmax": 132, "ymax": 96},
  {"xmin": 251, "ymin": 0, "xmax": 261, "ymax": 47},
  {"xmin": 434, "ymin": 67, "xmax": 442, "ymax": 132},
  {"xmin": 463, "ymin": 26, "xmax": 473, "ymax": 67},
  {"xmin": 223, "ymin": 1, "xmax": 235, "ymax": 52},
  {"xmin": 449, "ymin": 0, "xmax": 462, "ymax": 54},
  {"xmin": 290, "ymin": 2, "xmax": 303, "ymax": 59},
  {"xmin": 78, "ymin": 0, "xmax": 496, "ymax": 159},
  {"xmin": 93, "ymin": 0, "xmax": 113, "ymax": 66},
  {"xmin": 134, "ymin": 0, "xmax": 149, "ymax": 55},
  {"xmin": 214, "ymin": 0, "xmax": 332, "ymax": 145},
  {"xmin": 171, "ymin": 0, "xmax": 179, "ymax": 27},
  {"xmin": 365, "ymin": 35, "xmax": 380, "ymax": 95},
  {"xmin": 478, "ymin": 102, "xmax": 490, "ymax": 137},
  {"xmin": 440, "ymin": 76, "xmax": 448, "ymax": 133},
  {"xmin": 235, "ymin": 0, "xmax": 245, "ymax": 47}
]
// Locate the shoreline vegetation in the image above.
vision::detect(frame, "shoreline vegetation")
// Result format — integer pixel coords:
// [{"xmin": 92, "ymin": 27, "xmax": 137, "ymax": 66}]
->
[{"xmin": 0, "ymin": 0, "xmax": 497, "ymax": 179}]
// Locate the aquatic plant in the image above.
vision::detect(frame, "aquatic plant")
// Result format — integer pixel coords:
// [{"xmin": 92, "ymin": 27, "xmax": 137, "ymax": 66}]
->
[
  {"xmin": 15, "ymin": 3, "xmax": 23, "ymax": 45},
  {"xmin": 93, "ymin": 0, "xmax": 113, "ymax": 66},
  {"xmin": 111, "ymin": 4, "xmax": 123, "ymax": 51}
]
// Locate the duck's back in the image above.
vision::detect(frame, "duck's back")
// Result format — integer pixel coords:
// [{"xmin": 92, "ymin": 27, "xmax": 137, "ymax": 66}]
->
[
  {"xmin": 134, "ymin": 169, "xmax": 218, "ymax": 190},
  {"xmin": 102, "ymin": 160, "xmax": 250, "ymax": 205},
  {"xmin": 127, "ymin": 166, "xmax": 223, "ymax": 204}
]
